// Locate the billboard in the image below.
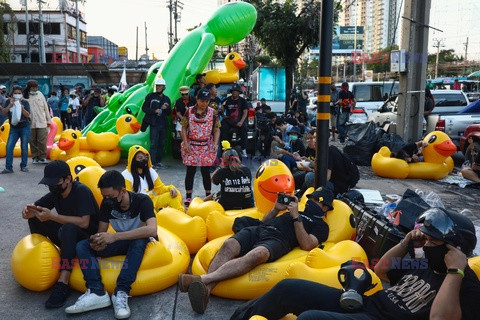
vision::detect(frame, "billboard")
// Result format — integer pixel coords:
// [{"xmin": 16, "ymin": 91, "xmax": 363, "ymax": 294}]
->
[{"xmin": 332, "ymin": 26, "xmax": 364, "ymax": 54}]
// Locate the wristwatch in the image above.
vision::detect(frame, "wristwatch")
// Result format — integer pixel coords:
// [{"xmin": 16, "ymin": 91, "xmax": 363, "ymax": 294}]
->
[
  {"xmin": 293, "ymin": 216, "xmax": 302, "ymax": 223},
  {"xmin": 447, "ymin": 268, "xmax": 465, "ymax": 277}
]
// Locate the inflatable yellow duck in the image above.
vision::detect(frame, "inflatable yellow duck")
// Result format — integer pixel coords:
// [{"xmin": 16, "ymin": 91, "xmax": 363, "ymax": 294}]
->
[
  {"xmin": 205, "ymin": 52, "xmax": 246, "ymax": 84},
  {"xmin": 0, "ymin": 121, "xmax": 32, "ymax": 158},
  {"xmin": 66, "ymin": 156, "xmax": 101, "ymax": 180},
  {"xmin": 51, "ymin": 116, "xmax": 63, "ymax": 142},
  {"xmin": 371, "ymin": 131, "xmax": 456, "ymax": 180}
]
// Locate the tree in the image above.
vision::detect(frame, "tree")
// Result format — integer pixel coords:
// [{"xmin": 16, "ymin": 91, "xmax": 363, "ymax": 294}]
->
[
  {"xmin": 0, "ymin": 2, "xmax": 16, "ymax": 62},
  {"xmin": 246, "ymin": 0, "xmax": 341, "ymax": 111},
  {"xmin": 365, "ymin": 45, "xmax": 399, "ymax": 73},
  {"xmin": 427, "ymin": 49, "xmax": 463, "ymax": 65}
]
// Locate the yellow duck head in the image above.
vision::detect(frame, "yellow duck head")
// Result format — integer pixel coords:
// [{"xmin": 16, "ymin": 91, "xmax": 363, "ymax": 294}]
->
[
  {"xmin": 422, "ymin": 131, "xmax": 457, "ymax": 164},
  {"xmin": 66, "ymin": 156, "xmax": 101, "ymax": 180},
  {"xmin": 253, "ymin": 159, "xmax": 295, "ymax": 214},
  {"xmin": 224, "ymin": 52, "xmax": 246, "ymax": 73},
  {"xmin": 58, "ymin": 129, "xmax": 82, "ymax": 153},
  {"xmin": 0, "ymin": 121, "xmax": 10, "ymax": 142},
  {"xmin": 116, "ymin": 114, "xmax": 141, "ymax": 137}
]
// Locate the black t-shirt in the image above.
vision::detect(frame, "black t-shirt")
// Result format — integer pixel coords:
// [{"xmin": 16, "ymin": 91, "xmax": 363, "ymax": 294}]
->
[
  {"xmin": 328, "ymin": 145, "xmax": 359, "ymax": 195},
  {"xmin": 209, "ymin": 96, "xmax": 223, "ymax": 113},
  {"xmin": 266, "ymin": 210, "xmax": 329, "ymax": 250},
  {"xmin": 99, "ymin": 192, "xmax": 155, "ymax": 234},
  {"xmin": 212, "ymin": 166, "xmax": 254, "ymax": 210},
  {"xmin": 305, "ymin": 147, "xmax": 315, "ymax": 161},
  {"xmin": 174, "ymin": 96, "xmax": 196, "ymax": 117},
  {"xmin": 85, "ymin": 96, "xmax": 102, "ymax": 115},
  {"xmin": 338, "ymin": 90, "xmax": 355, "ymax": 111},
  {"xmin": 366, "ymin": 264, "xmax": 480, "ymax": 320},
  {"xmin": 35, "ymin": 181, "xmax": 99, "ymax": 235},
  {"xmin": 222, "ymin": 96, "xmax": 248, "ymax": 125},
  {"xmin": 291, "ymin": 139, "xmax": 306, "ymax": 156}
]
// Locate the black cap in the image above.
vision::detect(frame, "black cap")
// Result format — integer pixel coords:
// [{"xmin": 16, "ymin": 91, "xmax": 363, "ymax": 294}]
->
[
  {"xmin": 230, "ymin": 83, "xmax": 243, "ymax": 93},
  {"xmin": 197, "ymin": 88, "xmax": 210, "ymax": 100},
  {"xmin": 196, "ymin": 73, "xmax": 206, "ymax": 80},
  {"xmin": 307, "ymin": 187, "xmax": 334, "ymax": 211},
  {"xmin": 260, "ymin": 98, "xmax": 266, "ymax": 101},
  {"xmin": 39, "ymin": 160, "xmax": 71, "ymax": 186},
  {"xmin": 341, "ymin": 82, "xmax": 349, "ymax": 88},
  {"xmin": 205, "ymin": 83, "xmax": 218, "ymax": 90}
]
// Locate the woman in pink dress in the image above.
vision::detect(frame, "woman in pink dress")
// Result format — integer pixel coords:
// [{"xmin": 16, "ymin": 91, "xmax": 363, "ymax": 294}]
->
[{"xmin": 180, "ymin": 88, "xmax": 220, "ymax": 207}]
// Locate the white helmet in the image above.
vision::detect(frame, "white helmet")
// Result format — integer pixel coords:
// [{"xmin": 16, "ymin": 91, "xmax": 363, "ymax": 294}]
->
[
  {"xmin": 155, "ymin": 78, "xmax": 166, "ymax": 86},
  {"xmin": 69, "ymin": 90, "xmax": 77, "ymax": 96},
  {"xmin": 110, "ymin": 85, "xmax": 118, "ymax": 91}
]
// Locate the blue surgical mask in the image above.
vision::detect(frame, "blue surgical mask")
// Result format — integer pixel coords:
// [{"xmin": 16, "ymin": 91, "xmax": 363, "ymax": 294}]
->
[{"xmin": 289, "ymin": 135, "xmax": 298, "ymax": 141}]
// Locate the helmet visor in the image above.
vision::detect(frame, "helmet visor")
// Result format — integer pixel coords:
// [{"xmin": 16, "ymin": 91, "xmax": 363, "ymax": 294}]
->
[{"xmin": 417, "ymin": 208, "xmax": 457, "ymax": 240}]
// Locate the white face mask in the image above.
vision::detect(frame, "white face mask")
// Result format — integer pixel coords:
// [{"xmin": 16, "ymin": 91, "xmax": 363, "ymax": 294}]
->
[
  {"xmin": 29, "ymin": 91, "xmax": 38, "ymax": 95},
  {"xmin": 13, "ymin": 94, "xmax": 23, "ymax": 100}
]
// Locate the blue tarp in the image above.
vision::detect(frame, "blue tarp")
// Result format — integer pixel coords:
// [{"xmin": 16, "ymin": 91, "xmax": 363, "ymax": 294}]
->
[{"xmin": 458, "ymin": 99, "xmax": 480, "ymax": 113}]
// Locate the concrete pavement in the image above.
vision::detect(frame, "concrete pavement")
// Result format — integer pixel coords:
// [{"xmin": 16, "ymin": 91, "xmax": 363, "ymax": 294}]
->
[{"xmin": 1, "ymin": 150, "xmax": 479, "ymax": 319}]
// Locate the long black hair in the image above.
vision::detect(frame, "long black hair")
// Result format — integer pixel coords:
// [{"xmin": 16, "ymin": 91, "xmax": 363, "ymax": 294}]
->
[
  {"xmin": 23, "ymin": 79, "xmax": 38, "ymax": 99},
  {"xmin": 131, "ymin": 158, "xmax": 154, "ymax": 192}
]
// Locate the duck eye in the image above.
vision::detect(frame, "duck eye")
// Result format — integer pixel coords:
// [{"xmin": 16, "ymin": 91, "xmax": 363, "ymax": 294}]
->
[
  {"xmin": 229, "ymin": 54, "xmax": 235, "ymax": 60},
  {"xmin": 75, "ymin": 165, "xmax": 86, "ymax": 174},
  {"xmin": 126, "ymin": 116, "xmax": 132, "ymax": 122},
  {"xmin": 126, "ymin": 107, "xmax": 132, "ymax": 114},
  {"xmin": 275, "ymin": 178, "xmax": 278, "ymax": 182},
  {"xmin": 72, "ymin": 132, "xmax": 77, "ymax": 139},
  {"xmin": 255, "ymin": 165, "xmax": 265, "ymax": 179},
  {"xmin": 428, "ymin": 135, "xmax": 437, "ymax": 144}
]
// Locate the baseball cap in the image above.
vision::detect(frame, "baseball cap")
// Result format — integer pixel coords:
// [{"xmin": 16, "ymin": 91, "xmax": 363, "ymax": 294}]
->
[
  {"xmin": 0, "ymin": 85, "xmax": 6, "ymax": 90},
  {"xmin": 179, "ymin": 86, "xmax": 190, "ymax": 94},
  {"xmin": 197, "ymin": 88, "xmax": 210, "ymax": 100},
  {"xmin": 39, "ymin": 160, "xmax": 71, "ymax": 186},
  {"xmin": 230, "ymin": 83, "xmax": 243, "ymax": 93},
  {"xmin": 307, "ymin": 187, "xmax": 334, "ymax": 211},
  {"xmin": 205, "ymin": 83, "xmax": 219, "ymax": 90}
]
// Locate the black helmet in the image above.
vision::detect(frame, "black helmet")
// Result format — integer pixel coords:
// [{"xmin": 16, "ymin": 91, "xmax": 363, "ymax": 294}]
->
[{"xmin": 417, "ymin": 207, "xmax": 477, "ymax": 256}]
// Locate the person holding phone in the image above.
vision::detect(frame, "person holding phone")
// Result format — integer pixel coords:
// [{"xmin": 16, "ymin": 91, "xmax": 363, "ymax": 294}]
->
[
  {"xmin": 178, "ymin": 187, "xmax": 333, "ymax": 314},
  {"xmin": 21, "ymin": 160, "xmax": 99, "ymax": 308},
  {"xmin": 231, "ymin": 207, "xmax": 480, "ymax": 320}
]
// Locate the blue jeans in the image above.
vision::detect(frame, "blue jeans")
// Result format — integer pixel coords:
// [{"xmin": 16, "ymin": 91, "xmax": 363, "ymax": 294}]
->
[
  {"xmin": 149, "ymin": 125, "xmax": 167, "ymax": 164},
  {"xmin": 336, "ymin": 111, "xmax": 350, "ymax": 142},
  {"xmin": 76, "ymin": 238, "xmax": 149, "ymax": 294},
  {"xmin": 5, "ymin": 125, "xmax": 30, "ymax": 170}
]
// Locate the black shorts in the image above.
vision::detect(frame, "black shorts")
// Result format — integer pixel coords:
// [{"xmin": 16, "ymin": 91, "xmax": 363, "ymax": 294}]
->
[{"xmin": 231, "ymin": 225, "xmax": 292, "ymax": 262}]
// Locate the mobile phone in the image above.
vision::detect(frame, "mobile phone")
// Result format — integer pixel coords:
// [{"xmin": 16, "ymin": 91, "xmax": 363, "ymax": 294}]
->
[{"xmin": 26, "ymin": 204, "xmax": 38, "ymax": 211}]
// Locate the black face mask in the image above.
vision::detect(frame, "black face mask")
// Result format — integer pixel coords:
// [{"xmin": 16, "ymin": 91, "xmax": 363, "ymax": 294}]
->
[
  {"xmin": 303, "ymin": 199, "xmax": 324, "ymax": 217},
  {"xmin": 423, "ymin": 244, "xmax": 449, "ymax": 273},
  {"xmin": 134, "ymin": 159, "xmax": 148, "ymax": 169},
  {"xmin": 103, "ymin": 196, "xmax": 122, "ymax": 212},
  {"xmin": 49, "ymin": 182, "xmax": 67, "ymax": 195}
]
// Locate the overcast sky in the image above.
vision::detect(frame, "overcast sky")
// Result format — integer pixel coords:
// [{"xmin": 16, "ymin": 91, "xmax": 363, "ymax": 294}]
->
[{"xmin": 8, "ymin": 0, "xmax": 480, "ymax": 61}]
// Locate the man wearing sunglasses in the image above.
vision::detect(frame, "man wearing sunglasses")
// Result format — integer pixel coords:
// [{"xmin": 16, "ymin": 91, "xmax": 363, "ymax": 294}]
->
[
  {"xmin": 174, "ymin": 86, "xmax": 196, "ymax": 123},
  {"xmin": 22, "ymin": 160, "xmax": 99, "ymax": 309},
  {"xmin": 231, "ymin": 207, "xmax": 480, "ymax": 320},
  {"xmin": 66, "ymin": 170, "xmax": 157, "ymax": 319}
]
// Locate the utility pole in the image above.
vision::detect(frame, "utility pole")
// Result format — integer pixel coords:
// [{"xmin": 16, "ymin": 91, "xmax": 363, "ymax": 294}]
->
[
  {"xmin": 314, "ymin": 0, "xmax": 334, "ymax": 189},
  {"xmin": 396, "ymin": 0, "xmax": 432, "ymax": 143},
  {"xmin": 135, "ymin": 26, "xmax": 138, "ymax": 62},
  {"xmin": 463, "ymin": 37, "xmax": 469, "ymax": 75},
  {"xmin": 24, "ymin": 0, "xmax": 31, "ymax": 63},
  {"xmin": 38, "ymin": 0, "xmax": 46, "ymax": 63},
  {"xmin": 144, "ymin": 22, "xmax": 149, "ymax": 61},
  {"xmin": 173, "ymin": 1, "xmax": 183, "ymax": 47},
  {"xmin": 353, "ymin": 5, "xmax": 357, "ymax": 81},
  {"xmin": 167, "ymin": 0, "xmax": 173, "ymax": 51},
  {"xmin": 75, "ymin": 0, "xmax": 81, "ymax": 63},
  {"xmin": 433, "ymin": 38, "xmax": 445, "ymax": 78}
]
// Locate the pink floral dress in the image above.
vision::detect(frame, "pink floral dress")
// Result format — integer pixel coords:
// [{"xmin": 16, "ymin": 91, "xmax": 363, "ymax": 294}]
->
[{"xmin": 180, "ymin": 106, "xmax": 219, "ymax": 166}]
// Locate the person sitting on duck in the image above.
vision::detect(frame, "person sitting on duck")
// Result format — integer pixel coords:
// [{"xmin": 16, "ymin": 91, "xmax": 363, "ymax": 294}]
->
[
  {"xmin": 122, "ymin": 145, "xmax": 184, "ymax": 212},
  {"xmin": 207, "ymin": 141, "xmax": 254, "ymax": 210},
  {"xmin": 391, "ymin": 140, "xmax": 428, "ymax": 163}
]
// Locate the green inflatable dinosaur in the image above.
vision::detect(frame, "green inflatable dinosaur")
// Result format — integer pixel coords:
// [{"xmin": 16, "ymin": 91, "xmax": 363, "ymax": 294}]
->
[{"xmin": 84, "ymin": 2, "xmax": 257, "ymax": 153}]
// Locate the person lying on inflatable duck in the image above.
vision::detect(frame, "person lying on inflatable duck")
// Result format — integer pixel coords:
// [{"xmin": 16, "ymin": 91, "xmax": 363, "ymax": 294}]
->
[
  {"xmin": 66, "ymin": 170, "xmax": 157, "ymax": 319},
  {"xmin": 178, "ymin": 187, "xmax": 333, "ymax": 314},
  {"xmin": 391, "ymin": 140, "xmax": 428, "ymax": 163},
  {"xmin": 206, "ymin": 141, "xmax": 254, "ymax": 210},
  {"xmin": 122, "ymin": 145, "xmax": 183, "ymax": 212},
  {"xmin": 21, "ymin": 160, "xmax": 99, "ymax": 309},
  {"xmin": 231, "ymin": 207, "xmax": 480, "ymax": 320}
]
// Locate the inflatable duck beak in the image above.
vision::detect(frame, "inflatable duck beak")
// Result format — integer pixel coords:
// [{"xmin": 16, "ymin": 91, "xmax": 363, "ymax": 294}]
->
[
  {"xmin": 58, "ymin": 138, "xmax": 75, "ymax": 150},
  {"xmin": 233, "ymin": 58, "xmax": 246, "ymax": 70},
  {"xmin": 432, "ymin": 139, "xmax": 457, "ymax": 157},
  {"xmin": 130, "ymin": 122, "xmax": 141, "ymax": 133},
  {"xmin": 258, "ymin": 174, "xmax": 294, "ymax": 203}
]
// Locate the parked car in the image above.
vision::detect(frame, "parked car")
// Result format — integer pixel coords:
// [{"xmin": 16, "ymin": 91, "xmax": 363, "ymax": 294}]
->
[{"xmin": 350, "ymin": 81, "xmax": 399, "ymax": 117}]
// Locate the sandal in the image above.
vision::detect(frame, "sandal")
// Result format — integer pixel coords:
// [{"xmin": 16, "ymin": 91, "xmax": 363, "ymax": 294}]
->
[{"xmin": 184, "ymin": 198, "xmax": 192, "ymax": 207}]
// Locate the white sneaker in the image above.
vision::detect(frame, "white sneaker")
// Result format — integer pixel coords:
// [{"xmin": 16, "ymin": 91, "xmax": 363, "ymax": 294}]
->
[
  {"xmin": 112, "ymin": 291, "xmax": 131, "ymax": 319},
  {"xmin": 65, "ymin": 289, "xmax": 111, "ymax": 314}
]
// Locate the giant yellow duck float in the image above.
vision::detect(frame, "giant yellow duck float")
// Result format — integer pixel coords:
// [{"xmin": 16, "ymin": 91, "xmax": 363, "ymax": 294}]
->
[
  {"xmin": 191, "ymin": 189, "xmax": 357, "ymax": 300},
  {"xmin": 0, "ymin": 121, "xmax": 32, "ymax": 158},
  {"xmin": 204, "ymin": 52, "xmax": 246, "ymax": 84},
  {"xmin": 11, "ymin": 226, "xmax": 190, "ymax": 296},
  {"xmin": 371, "ymin": 131, "xmax": 456, "ymax": 180}
]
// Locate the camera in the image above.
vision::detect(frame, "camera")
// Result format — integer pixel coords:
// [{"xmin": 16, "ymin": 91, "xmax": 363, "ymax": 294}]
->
[{"xmin": 277, "ymin": 193, "xmax": 295, "ymax": 205}]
